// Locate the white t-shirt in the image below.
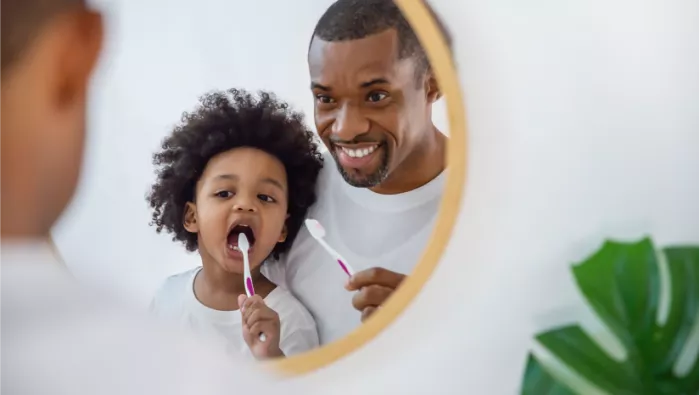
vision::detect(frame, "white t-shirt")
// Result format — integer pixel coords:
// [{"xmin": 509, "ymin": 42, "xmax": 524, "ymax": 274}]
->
[
  {"xmin": 150, "ymin": 267, "xmax": 319, "ymax": 359},
  {"xmin": 1, "ymin": 240, "xmax": 292, "ymax": 395},
  {"xmin": 264, "ymin": 151, "xmax": 446, "ymax": 344}
]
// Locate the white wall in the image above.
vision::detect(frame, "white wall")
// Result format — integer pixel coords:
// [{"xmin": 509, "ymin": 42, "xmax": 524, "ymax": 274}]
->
[
  {"xmin": 53, "ymin": 0, "xmax": 697, "ymax": 393},
  {"xmin": 52, "ymin": 0, "xmax": 448, "ymax": 308}
]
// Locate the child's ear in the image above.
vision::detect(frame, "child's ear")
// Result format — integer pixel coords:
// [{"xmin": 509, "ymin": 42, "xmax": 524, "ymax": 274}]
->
[
  {"xmin": 183, "ymin": 202, "xmax": 198, "ymax": 233},
  {"xmin": 278, "ymin": 214, "xmax": 290, "ymax": 243}
]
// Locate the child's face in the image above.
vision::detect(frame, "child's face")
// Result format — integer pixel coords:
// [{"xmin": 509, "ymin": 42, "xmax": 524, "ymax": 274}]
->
[{"xmin": 185, "ymin": 147, "xmax": 289, "ymax": 274}]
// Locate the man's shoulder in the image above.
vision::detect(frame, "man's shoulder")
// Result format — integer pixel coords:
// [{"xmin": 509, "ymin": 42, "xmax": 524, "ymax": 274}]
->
[
  {"xmin": 2, "ymin": 268, "xmax": 285, "ymax": 395},
  {"xmin": 314, "ymin": 150, "xmax": 338, "ymax": 199},
  {"xmin": 5, "ymin": 301, "xmax": 279, "ymax": 394}
]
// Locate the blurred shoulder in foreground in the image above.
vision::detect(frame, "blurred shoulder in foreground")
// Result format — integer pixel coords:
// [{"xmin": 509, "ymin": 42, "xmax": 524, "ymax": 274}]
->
[{"xmin": 2, "ymin": 241, "xmax": 287, "ymax": 395}]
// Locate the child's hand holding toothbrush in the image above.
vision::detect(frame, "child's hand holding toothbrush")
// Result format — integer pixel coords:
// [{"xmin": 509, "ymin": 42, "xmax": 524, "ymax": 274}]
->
[
  {"xmin": 345, "ymin": 267, "xmax": 406, "ymax": 322},
  {"xmin": 238, "ymin": 295, "xmax": 284, "ymax": 359}
]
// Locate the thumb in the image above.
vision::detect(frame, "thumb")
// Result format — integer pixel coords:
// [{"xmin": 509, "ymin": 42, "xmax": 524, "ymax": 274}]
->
[{"xmin": 238, "ymin": 294, "xmax": 248, "ymax": 312}]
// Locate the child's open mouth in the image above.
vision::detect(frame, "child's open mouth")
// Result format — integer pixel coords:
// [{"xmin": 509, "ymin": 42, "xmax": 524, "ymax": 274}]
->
[{"xmin": 227, "ymin": 224, "xmax": 256, "ymax": 253}]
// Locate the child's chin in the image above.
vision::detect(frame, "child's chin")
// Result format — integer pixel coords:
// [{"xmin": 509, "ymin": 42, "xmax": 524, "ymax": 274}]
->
[{"xmin": 218, "ymin": 259, "xmax": 244, "ymax": 275}]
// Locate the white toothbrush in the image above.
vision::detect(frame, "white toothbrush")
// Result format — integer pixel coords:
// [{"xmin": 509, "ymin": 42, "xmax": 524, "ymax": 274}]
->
[
  {"xmin": 304, "ymin": 218, "xmax": 355, "ymax": 277},
  {"xmin": 237, "ymin": 233, "xmax": 266, "ymax": 342}
]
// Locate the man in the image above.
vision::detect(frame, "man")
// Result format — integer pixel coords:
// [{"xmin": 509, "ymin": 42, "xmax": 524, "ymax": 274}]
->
[
  {"xmin": 1, "ymin": 1, "xmax": 291, "ymax": 393},
  {"xmin": 265, "ymin": 0, "xmax": 452, "ymax": 345}
]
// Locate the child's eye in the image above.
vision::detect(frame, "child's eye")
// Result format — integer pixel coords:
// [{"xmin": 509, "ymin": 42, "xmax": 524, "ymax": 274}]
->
[
  {"xmin": 215, "ymin": 191, "xmax": 233, "ymax": 198},
  {"xmin": 257, "ymin": 194, "xmax": 276, "ymax": 203}
]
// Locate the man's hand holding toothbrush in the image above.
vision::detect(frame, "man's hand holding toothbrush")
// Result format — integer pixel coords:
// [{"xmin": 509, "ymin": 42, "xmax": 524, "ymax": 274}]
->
[
  {"xmin": 238, "ymin": 295, "xmax": 284, "ymax": 359},
  {"xmin": 345, "ymin": 267, "xmax": 406, "ymax": 322},
  {"xmin": 304, "ymin": 219, "xmax": 407, "ymax": 322}
]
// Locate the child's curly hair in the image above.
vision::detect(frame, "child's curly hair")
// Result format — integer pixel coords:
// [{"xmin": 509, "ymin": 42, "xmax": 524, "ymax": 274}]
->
[{"xmin": 147, "ymin": 88, "xmax": 324, "ymax": 260}]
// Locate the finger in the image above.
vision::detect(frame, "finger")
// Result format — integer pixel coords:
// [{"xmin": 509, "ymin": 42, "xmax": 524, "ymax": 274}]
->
[
  {"xmin": 243, "ymin": 294, "xmax": 264, "ymax": 310},
  {"xmin": 245, "ymin": 309, "xmax": 263, "ymax": 327},
  {"xmin": 238, "ymin": 294, "xmax": 247, "ymax": 311},
  {"xmin": 249, "ymin": 321, "xmax": 278, "ymax": 341},
  {"xmin": 361, "ymin": 306, "xmax": 378, "ymax": 322},
  {"xmin": 346, "ymin": 267, "xmax": 406, "ymax": 291},
  {"xmin": 241, "ymin": 296, "xmax": 265, "ymax": 321},
  {"xmin": 248, "ymin": 307, "xmax": 278, "ymax": 326},
  {"xmin": 351, "ymin": 285, "xmax": 393, "ymax": 312},
  {"xmin": 241, "ymin": 323, "xmax": 253, "ymax": 344},
  {"xmin": 248, "ymin": 322, "xmax": 266, "ymax": 340}
]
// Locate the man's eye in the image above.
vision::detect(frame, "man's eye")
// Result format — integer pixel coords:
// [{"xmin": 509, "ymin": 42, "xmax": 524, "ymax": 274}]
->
[
  {"xmin": 367, "ymin": 92, "xmax": 388, "ymax": 102},
  {"xmin": 215, "ymin": 191, "xmax": 233, "ymax": 198},
  {"xmin": 258, "ymin": 194, "xmax": 276, "ymax": 203},
  {"xmin": 316, "ymin": 94, "xmax": 335, "ymax": 104}
]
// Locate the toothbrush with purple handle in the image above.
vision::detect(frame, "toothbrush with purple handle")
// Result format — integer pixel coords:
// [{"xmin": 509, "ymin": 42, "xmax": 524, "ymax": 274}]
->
[
  {"xmin": 237, "ymin": 233, "xmax": 266, "ymax": 342},
  {"xmin": 304, "ymin": 218, "xmax": 355, "ymax": 277}
]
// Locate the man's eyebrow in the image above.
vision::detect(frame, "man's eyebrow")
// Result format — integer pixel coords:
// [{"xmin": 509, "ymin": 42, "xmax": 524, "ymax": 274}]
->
[
  {"xmin": 311, "ymin": 82, "xmax": 330, "ymax": 91},
  {"xmin": 360, "ymin": 78, "xmax": 389, "ymax": 88},
  {"xmin": 311, "ymin": 78, "xmax": 390, "ymax": 91}
]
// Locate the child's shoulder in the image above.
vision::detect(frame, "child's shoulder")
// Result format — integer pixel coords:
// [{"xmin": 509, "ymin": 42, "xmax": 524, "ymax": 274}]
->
[
  {"xmin": 264, "ymin": 287, "xmax": 316, "ymax": 329},
  {"xmin": 153, "ymin": 267, "xmax": 200, "ymax": 300}
]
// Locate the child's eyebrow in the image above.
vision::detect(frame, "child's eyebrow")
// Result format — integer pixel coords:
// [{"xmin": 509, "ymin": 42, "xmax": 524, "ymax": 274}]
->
[
  {"xmin": 213, "ymin": 174, "xmax": 285, "ymax": 192},
  {"xmin": 261, "ymin": 177, "xmax": 286, "ymax": 192},
  {"xmin": 215, "ymin": 174, "xmax": 237, "ymax": 180}
]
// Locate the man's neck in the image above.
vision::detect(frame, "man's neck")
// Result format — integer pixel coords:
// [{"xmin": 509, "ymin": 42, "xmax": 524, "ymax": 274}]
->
[{"xmin": 370, "ymin": 127, "xmax": 447, "ymax": 195}]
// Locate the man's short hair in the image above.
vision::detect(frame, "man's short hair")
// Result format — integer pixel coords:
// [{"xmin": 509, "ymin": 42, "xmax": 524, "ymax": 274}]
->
[
  {"xmin": 1, "ymin": 0, "xmax": 84, "ymax": 71},
  {"xmin": 310, "ymin": 0, "xmax": 453, "ymax": 80}
]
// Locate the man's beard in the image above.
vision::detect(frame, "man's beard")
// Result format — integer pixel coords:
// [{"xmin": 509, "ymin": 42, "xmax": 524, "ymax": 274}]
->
[{"xmin": 331, "ymin": 146, "xmax": 390, "ymax": 188}]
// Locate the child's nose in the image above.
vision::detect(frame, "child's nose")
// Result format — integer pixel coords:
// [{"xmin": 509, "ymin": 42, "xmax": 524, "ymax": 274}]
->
[{"xmin": 232, "ymin": 200, "xmax": 256, "ymax": 212}]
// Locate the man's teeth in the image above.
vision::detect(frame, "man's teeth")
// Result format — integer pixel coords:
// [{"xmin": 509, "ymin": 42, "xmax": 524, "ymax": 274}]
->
[
  {"xmin": 227, "ymin": 244, "xmax": 241, "ymax": 251},
  {"xmin": 340, "ymin": 145, "xmax": 378, "ymax": 158}
]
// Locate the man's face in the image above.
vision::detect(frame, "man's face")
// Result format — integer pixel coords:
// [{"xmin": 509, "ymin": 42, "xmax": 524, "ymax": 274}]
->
[
  {"xmin": 308, "ymin": 29, "xmax": 433, "ymax": 189},
  {"xmin": 0, "ymin": 10, "xmax": 103, "ymax": 236}
]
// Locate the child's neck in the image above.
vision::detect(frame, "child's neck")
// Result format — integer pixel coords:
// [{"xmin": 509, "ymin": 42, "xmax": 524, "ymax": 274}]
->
[{"xmin": 194, "ymin": 260, "xmax": 275, "ymax": 311}]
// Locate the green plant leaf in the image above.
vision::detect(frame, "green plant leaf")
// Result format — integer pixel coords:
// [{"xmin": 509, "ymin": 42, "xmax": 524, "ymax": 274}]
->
[
  {"xmin": 571, "ymin": 238, "xmax": 660, "ymax": 358},
  {"xmin": 521, "ymin": 238, "xmax": 699, "ymax": 395},
  {"xmin": 521, "ymin": 354, "xmax": 576, "ymax": 395},
  {"xmin": 651, "ymin": 246, "xmax": 699, "ymax": 374},
  {"xmin": 536, "ymin": 325, "xmax": 643, "ymax": 394}
]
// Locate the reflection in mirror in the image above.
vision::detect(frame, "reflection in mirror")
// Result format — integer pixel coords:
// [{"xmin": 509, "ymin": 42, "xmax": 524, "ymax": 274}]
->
[{"xmin": 53, "ymin": 0, "xmax": 452, "ymax": 361}]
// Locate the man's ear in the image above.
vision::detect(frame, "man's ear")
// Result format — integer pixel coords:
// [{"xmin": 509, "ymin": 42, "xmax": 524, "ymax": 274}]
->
[
  {"xmin": 278, "ymin": 214, "xmax": 290, "ymax": 243},
  {"xmin": 424, "ymin": 71, "xmax": 442, "ymax": 103},
  {"xmin": 183, "ymin": 202, "xmax": 198, "ymax": 233},
  {"xmin": 55, "ymin": 10, "xmax": 103, "ymax": 109}
]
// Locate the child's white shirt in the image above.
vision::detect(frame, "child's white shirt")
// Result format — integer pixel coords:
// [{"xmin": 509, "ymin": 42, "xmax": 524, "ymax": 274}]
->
[{"xmin": 150, "ymin": 267, "xmax": 319, "ymax": 359}]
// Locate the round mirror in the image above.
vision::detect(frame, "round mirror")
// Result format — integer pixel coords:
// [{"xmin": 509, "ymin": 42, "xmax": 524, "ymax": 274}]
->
[{"xmin": 52, "ymin": 0, "xmax": 466, "ymax": 374}]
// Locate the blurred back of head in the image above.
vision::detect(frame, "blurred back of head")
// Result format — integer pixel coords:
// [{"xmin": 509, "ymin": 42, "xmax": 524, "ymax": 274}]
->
[{"xmin": 1, "ymin": 0, "xmax": 103, "ymax": 239}]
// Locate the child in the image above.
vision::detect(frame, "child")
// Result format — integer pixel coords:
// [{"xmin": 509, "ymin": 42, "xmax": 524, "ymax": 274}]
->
[{"xmin": 147, "ymin": 88, "xmax": 324, "ymax": 360}]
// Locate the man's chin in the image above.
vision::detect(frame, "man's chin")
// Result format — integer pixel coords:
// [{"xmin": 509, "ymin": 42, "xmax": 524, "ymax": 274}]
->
[
  {"xmin": 330, "ymin": 148, "xmax": 391, "ymax": 188},
  {"xmin": 337, "ymin": 165, "xmax": 388, "ymax": 188}
]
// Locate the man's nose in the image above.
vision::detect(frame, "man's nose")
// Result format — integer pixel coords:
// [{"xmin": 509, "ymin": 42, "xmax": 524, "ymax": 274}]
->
[{"xmin": 332, "ymin": 104, "xmax": 370, "ymax": 142}]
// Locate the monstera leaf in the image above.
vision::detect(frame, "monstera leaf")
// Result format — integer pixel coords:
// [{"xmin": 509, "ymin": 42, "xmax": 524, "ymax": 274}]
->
[{"xmin": 521, "ymin": 238, "xmax": 699, "ymax": 395}]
